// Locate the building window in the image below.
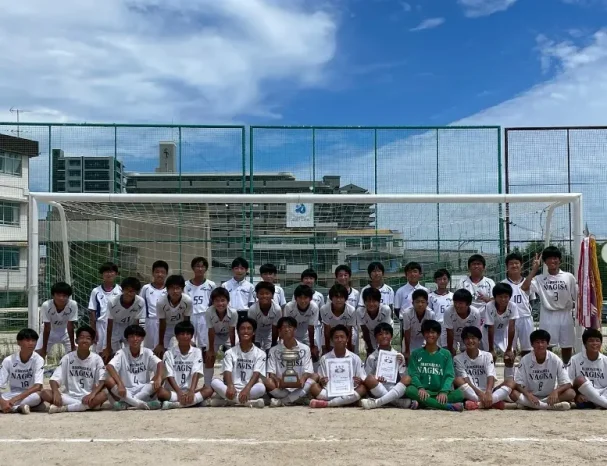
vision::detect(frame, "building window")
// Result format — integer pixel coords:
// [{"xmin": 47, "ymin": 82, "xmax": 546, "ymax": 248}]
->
[
  {"xmin": 0, "ymin": 152, "xmax": 22, "ymax": 176},
  {"xmin": 0, "ymin": 202, "xmax": 19, "ymax": 226},
  {"xmin": 68, "ymin": 180, "xmax": 81, "ymax": 188},
  {"xmin": 68, "ymin": 170, "xmax": 81, "ymax": 177},
  {"xmin": 84, "ymin": 181, "xmax": 110, "ymax": 191},
  {"xmin": 84, "ymin": 171, "xmax": 110, "ymax": 181},
  {"xmin": 361, "ymin": 237, "xmax": 372, "ymax": 250},
  {"xmin": 345, "ymin": 238, "xmax": 359, "ymax": 248},
  {"xmin": 84, "ymin": 159, "xmax": 109, "ymax": 170},
  {"xmin": 0, "ymin": 247, "xmax": 19, "ymax": 270},
  {"xmin": 68, "ymin": 159, "xmax": 81, "ymax": 167}
]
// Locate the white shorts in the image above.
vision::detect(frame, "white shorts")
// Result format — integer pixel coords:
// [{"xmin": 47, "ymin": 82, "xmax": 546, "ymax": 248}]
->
[
  {"xmin": 35, "ymin": 329, "xmax": 71, "ymax": 354},
  {"xmin": 213, "ymin": 334, "xmax": 231, "ymax": 353},
  {"xmin": 494, "ymin": 327, "xmax": 510, "ymax": 353},
  {"xmin": 95, "ymin": 320, "xmax": 108, "ymax": 353},
  {"xmin": 60, "ymin": 393, "xmax": 85, "ymax": 405},
  {"xmin": 255, "ymin": 333, "xmax": 273, "ymax": 351},
  {"xmin": 515, "ymin": 315, "xmax": 534, "ymax": 352},
  {"xmin": 127, "ymin": 383, "xmax": 155, "ymax": 401},
  {"xmin": 192, "ymin": 314, "xmax": 208, "ymax": 349},
  {"xmin": 539, "ymin": 310, "xmax": 575, "ymax": 349},
  {"xmin": 163, "ymin": 328, "xmax": 177, "ymax": 349},
  {"xmin": 438, "ymin": 326, "xmax": 447, "ymax": 348},
  {"xmin": 144, "ymin": 318, "xmax": 159, "ymax": 349},
  {"xmin": 110, "ymin": 324, "xmax": 128, "ymax": 353}
]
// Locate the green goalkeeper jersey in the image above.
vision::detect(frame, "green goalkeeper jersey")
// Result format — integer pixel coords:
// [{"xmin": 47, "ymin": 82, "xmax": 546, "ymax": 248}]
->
[{"xmin": 408, "ymin": 346, "xmax": 455, "ymax": 394}]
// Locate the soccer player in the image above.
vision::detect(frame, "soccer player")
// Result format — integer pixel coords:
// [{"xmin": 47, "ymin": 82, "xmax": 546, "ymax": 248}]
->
[
  {"xmin": 185, "ymin": 256, "xmax": 216, "ymax": 351},
  {"xmin": 444, "ymin": 289, "xmax": 483, "ymax": 355},
  {"xmin": 283, "ymin": 285, "xmax": 320, "ymax": 361},
  {"xmin": 222, "ymin": 257, "xmax": 256, "ymax": 320},
  {"xmin": 140, "ymin": 260, "xmax": 168, "ymax": 350},
  {"xmin": 265, "ymin": 316, "xmax": 316, "ymax": 407},
  {"xmin": 503, "ymin": 252, "xmax": 536, "ymax": 357},
  {"xmin": 36, "ymin": 281, "xmax": 79, "ymax": 359},
  {"xmin": 203, "ymin": 287, "xmax": 238, "ymax": 386},
  {"xmin": 511, "ymin": 329, "xmax": 575, "ymax": 410},
  {"xmin": 454, "ymin": 326, "xmax": 515, "ymax": 410},
  {"xmin": 402, "ymin": 289, "xmax": 435, "ymax": 361},
  {"xmin": 320, "ymin": 284, "xmax": 357, "ymax": 353},
  {"xmin": 0, "ymin": 329, "xmax": 44, "ymax": 414},
  {"xmin": 259, "ymin": 263, "xmax": 286, "ymax": 309},
  {"xmin": 88, "ymin": 262, "xmax": 122, "ymax": 353},
  {"xmin": 332, "ymin": 265, "xmax": 360, "ymax": 309},
  {"xmin": 484, "ymin": 283, "xmax": 518, "ymax": 379},
  {"xmin": 155, "ymin": 274, "xmax": 193, "ymax": 357},
  {"xmin": 357, "ymin": 287, "xmax": 393, "ymax": 355},
  {"xmin": 358, "ymin": 262, "xmax": 395, "ymax": 310},
  {"xmin": 104, "ymin": 324, "xmax": 164, "ymax": 410},
  {"xmin": 394, "ymin": 262, "xmax": 428, "ymax": 319},
  {"xmin": 247, "ymin": 281, "xmax": 281, "ymax": 351},
  {"xmin": 567, "ymin": 328, "xmax": 607, "ymax": 409},
  {"xmin": 361, "ymin": 323, "xmax": 409, "ymax": 409},
  {"xmin": 103, "ymin": 277, "xmax": 145, "ymax": 362},
  {"xmin": 522, "ymin": 247, "xmax": 577, "ymax": 364},
  {"xmin": 41, "ymin": 325, "xmax": 108, "ymax": 414},
  {"xmin": 309, "ymin": 325, "xmax": 367, "ymax": 408},
  {"xmin": 428, "ymin": 269, "xmax": 453, "ymax": 347},
  {"xmin": 210, "ymin": 317, "xmax": 267, "ymax": 408},
  {"xmin": 158, "ymin": 321, "xmax": 212, "ymax": 410},
  {"xmin": 404, "ymin": 319, "xmax": 465, "ymax": 411},
  {"xmin": 298, "ymin": 268, "xmax": 325, "ymax": 308}
]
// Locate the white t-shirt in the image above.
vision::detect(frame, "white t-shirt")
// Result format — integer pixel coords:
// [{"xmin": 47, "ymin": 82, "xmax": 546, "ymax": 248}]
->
[
  {"xmin": 402, "ymin": 307, "xmax": 436, "ymax": 351},
  {"xmin": 107, "ymin": 295, "xmax": 145, "ymax": 326},
  {"xmin": 364, "ymin": 347, "xmax": 404, "ymax": 390},
  {"xmin": 272, "ymin": 284, "xmax": 287, "ymax": 308},
  {"xmin": 267, "ymin": 341, "xmax": 313, "ymax": 378},
  {"xmin": 291, "ymin": 290, "xmax": 325, "ymax": 309},
  {"xmin": 444, "ymin": 307, "xmax": 483, "ymax": 347},
  {"xmin": 358, "ymin": 284, "xmax": 394, "ymax": 308},
  {"xmin": 247, "ymin": 302, "xmax": 282, "ymax": 347},
  {"xmin": 0, "ymin": 352, "xmax": 44, "ymax": 394},
  {"xmin": 532, "ymin": 270, "xmax": 577, "ymax": 312},
  {"xmin": 484, "ymin": 301, "xmax": 519, "ymax": 331},
  {"xmin": 428, "ymin": 291, "xmax": 453, "ymax": 324},
  {"xmin": 139, "ymin": 284, "xmax": 167, "ymax": 319},
  {"xmin": 283, "ymin": 301, "xmax": 319, "ymax": 346},
  {"xmin": 458, "ymin": 276, "xmax": 495, "ymax": 314},
  {"xmin": 318, "ymin": 349, "xmax": 367, "ymax": 380},
  {"xmin": 156, "ymin": 294, "xmax": 193, "ymax": 328},
  {"xmin": 51, "ymin": 351, "xmax": 106, "ymax": 398},
  {"xmin": 88, "ymin": 284, "xmax": 122, "ymax": 321},
  {"xmin": 107, "ymin": 348, "xmax": 161, "ymax": 389},
  {"xmin": 163, "ymin": 345, "xmax": 203, "ymax": 390},
  {"xmin": 394, "ymin": 283, "xmax": 429, "ymax": 313},
  {"xmin": 567, "ymin": 352, "xmax": 607, "ymax": 390},
  {"xmin": 454, "ymin": 350, "xmax": 496, "ymax": 391},
  {"xmin": 319, "ymin": 303, "xmax": 357, "ymax": 328},
  {"xmin": 221, "ymin": 344, "xmax": 267, "ymax": 391},
  {"xmin": 204, "ymin": 306, "xmax": 238, "ymax": 337},
  {"xmin": 326, "ymin": 288, "xmax": 360, "ymax": 310},
  {"xmin": 515, "ymin": 351, "xmax": 571, "ymax": 398},
  {"xmin": 222, "ymin": 278, "xmax": 256, "ymax": 310},
  {"xmin": 185, "ymin": 279, "xmax": 216, "ymax": 315},
  {"xmin": 40, "ymin": 299, "xmax": 79, "ymax": 331},
  {"xmin": 356, "ymin": 305, "xmax": 393, "ymax": 350},
  {"xmin": 503, "ymin": 277, "xmax": 536, "ymax": 318}
]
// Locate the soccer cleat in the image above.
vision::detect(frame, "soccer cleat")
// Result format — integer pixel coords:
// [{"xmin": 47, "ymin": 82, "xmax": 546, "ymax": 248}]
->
[
  {"xmin": 446, "ymin": 403, "xmax": 464, "ymax": 412},
  {"xmin": 161, "ymin": 401, "xmax": 182, "ymax": 410},
  {"xmin": 244, "ymin": 399, "xmax": 265, "ymax": 409},
  {"xmin": 549, "ymin": 402, "xmax": 571, "ymax": 411},
  {"xmin": 17, "ymin": 405, "xmax": 30, "ymax": 415},
  {"xmin": 113, "ymin": 401, "xmax": 128, "ymax": 411},
  {"xmin": 410, "ymin": 400, "xmax": 419, "ymax": 410},
  {"xmin": 146, "ymin": 401, "xmax": 162, "ymax": 410},
  {"xmin": 48, "ymin": 405, "xmax": 68, "ymax": 414},
  {"xmin": 464, "ymin": 401, "xmax": 480, "ymax": 411},
  {"xmin": 209, "ymin": 398, "xmax": 228, "ymax": 407},
  {"xmin": 393, "ymin": 399, "xmax": 411, "ymax": 409},
  {"xmin": 309, "ymin": 399, "xmax": 329, "ymax": 409},
  {"xmin": 491, "ymin": 401, "xmax": 506, "ymax": 410},
  {"xmin": 360, "ymin": 399, "xmax": 377, "ymax": 410},
  {"xmin": 270, "ymin": 398, "xmax": 284, "ymax": 408}
]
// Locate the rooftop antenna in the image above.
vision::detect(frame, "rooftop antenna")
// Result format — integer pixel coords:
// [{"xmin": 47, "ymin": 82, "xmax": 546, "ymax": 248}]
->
[{"xmin": 9, "ymin": 107, "xmax": 31, "ymax": 137}]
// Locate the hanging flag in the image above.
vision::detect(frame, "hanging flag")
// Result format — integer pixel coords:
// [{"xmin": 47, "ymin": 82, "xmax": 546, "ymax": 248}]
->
[{"xmin": 577, "ymin": 237, "xmax": 603, "ymax": 328}]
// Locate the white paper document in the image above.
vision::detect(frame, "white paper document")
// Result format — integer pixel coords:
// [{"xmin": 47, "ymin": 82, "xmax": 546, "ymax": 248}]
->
[
  {"xmin": 376, "ymin": 350, "xmax": 398, "ymax": 384},
  {"xmin": 327, "ymin": 359, "xmax": 354, "ymax": 397}
]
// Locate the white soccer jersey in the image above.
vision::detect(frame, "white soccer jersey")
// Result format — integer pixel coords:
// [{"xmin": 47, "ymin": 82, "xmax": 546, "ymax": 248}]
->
[
  {"xmin": 292, "ymin": 291, "xmax": 325, "ymax": 309},
  {"xmin": 51, "ymin": 351, "xmax": 105, "ymax": 398},
  {"xmin": 221, "ymin": 344, "xmax": 267, "ymax": 391},
  {"xmin": 364, "ymin": 348, "xmax": 404, "ymax": 390},
  {"xmin": 0, "ymin": 352, "xmax": 44, "ymax": 394},
  {"xmin": 163, "ymin": 345, "xmax": 203, "ymax": 390},
  {"xmin": 358, "ymin": 284, "xmax": 395, "ymax": 308},
  {"xmin": 140, "ymin": 284, "xmax": 167, "ymax": 319},
  {"xmin": 320, "ymin": 303, "xmax": 357, "ymax": 328},
  {"xmin": 107, "ymin": 295, "xmax": 145, "ymax": 326},
  {"xmin": 326, "ymin": 288, "xmax": 360, "ymax": 310},
  {"xmin": 247, "ymin": 302, "xmax": 282, "ymax": 348},
  {"xmin": 357, "ymin": 304, "xmax": 393, "ymax": 350},
  {"xmin": 88, "ymin": 284, "xmax": 122, "ymax": 321},
  {"xmin": 108, "ymin": 348, "xmax": 161, "ymax": 389},
  {"xmin": 185, "ymin": 279, "xmax": 216, "ymax": 315},
  {"xmin": 272, "ymin": 284, "xmax": 287, "ymax": 308},
  {"xmin": 515, "ymin": 351, "xmax": 571, "ymax": 398},
  {"xmin": 222, "ymin": 278, "xmax": 256, "ymax": 310},
  {"xmin": 267, "ymin": 341, "xmax": 313, "ymax": 378},
  {"xmin": 532, "ymin": 270, "xmax": 577, "ymax": 312},
  {"xmin": 204, "ymin": 306, "xmax": 238, "ymax": 337},
  {"xmin": 485, "ymin": 301, "xmax": 519, "ymax": 330},
  {"xmin": 394, "ymin": 283, "xmax": 429, "ymax": 312},
  {"xmin": 156, "ymin": 294, "xmax": 193, "ymax": 328},
  {"xmin": 454, "ymin": 350, "xmax": 496, "ymax": 391},
  {"xmin": 444, "ymin": 307, "xmax": 483, "ymax": 347},
  {"xmin": 458, "ymin": 276, "xmax": 495, "ymax": 314},
  {"xmin": 402, "ymin": 307, "xmax": 436, "ymax": 351},
  {"xmin": 283, "ymin": 301, "xmax": 319, "ymax": 346},
  {"xmin": 503, "ymin": 277, "xmax": 536, "ymax": 318},
  {"xmin": 428, "ymin": 291, "xmax": 453, "ymax": 324},
  {"xmin": 319, "ymin": 349, "xmax": 366, "ymax": 380},
  {"xmin": 567, "ymin": 352, "xmax": 607, "ymax": 390},
  {"xmin": 40, "ymin": 299, "xmax": 79, "ymax": 330}
]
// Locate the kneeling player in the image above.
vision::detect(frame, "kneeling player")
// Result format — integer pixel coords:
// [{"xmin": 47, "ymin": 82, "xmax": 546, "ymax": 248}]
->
[
  {"xmin": 104, "ymin": 325, "xmax": 164, "ymax": 410},
  {"xmin": 453, "ymin": 326, "xmax": 515, "ymax": 410},
  {"xmin": 158, "ymin": 321, "xmax": 212, "ymax": 409},
  {"xmin": 42, "ymin": 325, "xmax": 108, "ymax": 413},
  {"xmin": 265, "ymin": 316, "xmax": 317, "ymax": 407},
  {"xmin": 567, "ymin": 328, "xmax": 607, "ymax": 409},
  {"xmin": 511, "ymin": 329, "xmax": 575, "ymax": 410},
  {"xmin": 0, "ymin": 329, "xmax": 44, "ymax": 414},
  {"xmin": 309, "ymin": 325, "xmax": 367, "ymax": 408},
  {"xmin": 210, "ymin": 317, "xmax": 267, "ymax": 408},
  {"xmin": 361, "ymin": 323, "xmax": 409, "ymax": 409}
]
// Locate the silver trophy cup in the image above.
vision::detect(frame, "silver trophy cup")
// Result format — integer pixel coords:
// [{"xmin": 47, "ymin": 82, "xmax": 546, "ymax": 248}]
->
[{"xmin": 281, "ymin": 348, "xmax": 301, "ymax": 388}]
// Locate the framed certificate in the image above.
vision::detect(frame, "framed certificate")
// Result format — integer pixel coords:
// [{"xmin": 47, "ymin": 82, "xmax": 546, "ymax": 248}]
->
[
  {"xmin": 327, "ymin": 359, "xmax": 354, "ymax": 397},
  {"xmin": 376, "ymin": 350, "xmax": 398, "ymax": 384}
]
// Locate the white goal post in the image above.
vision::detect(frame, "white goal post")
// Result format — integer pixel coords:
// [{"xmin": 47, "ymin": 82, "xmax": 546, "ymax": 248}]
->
[{"xmin": 27, "ymin": 192, "xmax": 583, "ymax": 332}]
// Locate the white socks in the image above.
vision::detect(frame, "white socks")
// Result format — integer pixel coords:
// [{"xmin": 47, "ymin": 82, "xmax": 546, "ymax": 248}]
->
[
  {"xmin": 516, "ymin": 394, "xmax": 549, "ymax": 410},
  {"xmin": 211, "ymin": 380, "xmax": 266, "ymax": 402},
  {"xmin": 370, "ymin": 384, "xmax": 389, "ymax": 398},
  {"xmin": 168, "ymin": 391, "xmax": 205, "ymax": 406},
  {"xmin": 459, "ymin": 383, "xmax": 511, "ymax": 406},
  {"xmin": 328, "ymin": 392, "xmax": 361, "ymax": 407},
  {"xmin": 578, "ymin": 381, "xmax": 607, "ymax": 409},
  {"xmin": 374, "ymin": 382, "xmax": 406, "ymax": 408},
  {"xmin": 459, "ymin": 383, "xmax": 479, "ymax": 401}
]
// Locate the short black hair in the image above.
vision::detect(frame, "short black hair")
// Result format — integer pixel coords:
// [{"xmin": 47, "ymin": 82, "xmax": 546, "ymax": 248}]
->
[
  {"xmin": 210, "ymin": 287, "xmax": 230, "ymax": 303},
  {"xmin": 421, "ymin": 319, "xmax": 441, "ymax": 335},
  {"xmin": 334, "ymin": 264, "xmax": 352, "ymax": 277},
  {"xmin": 468, "ymin": 254, "xmax": 486, "ymax": 268},
  {"xmin": 404, "ymin": 262, "xmax": 422, "ymax": 273},
  {"xmin": 367, "ymin": 261, "xmax": 385, "ymax": 276},
  {"xmin": 530, "ymin": 329, "xmax": 551, "ymax": 345},
  {"xmin": 301, "ymin": 268, "xmax": 318, "ymax": 281},
  {"xmin": 237, "ymin": 316, "xmax": 257, "ymax": 332},
  {"xmin": 294, "ymin": 284, "xmax": 314, "ymax": 299},
  {"xmin": 76, "ymin": 324, "xmax": 96, "ymax": 341},
  {"xmin": 492, "ymin": 282, "xmax": 513, "ymax": 298},
  {"xmin": 329, "ymin": 283, "xmax": 348, "ymax": 299},
  {"xmin": 255, "ymin": 281, "xmax": 275, "ymax": 295},
  {"xmin": 124, "ymin": 324, "xmax": 146, "ymax": 339},
  {"xmin": 99, "ymin": 262, "xmax": 119, "ymax": 274},
  {"xmin": 152, "ymin": 260, "xmax": 169, "ymax": 273},
  {"xmin": 433, "ymin": 268, "xmax": 451, "ymax": 281},
  {"xmin": 259, "ymin": 263, "xmax": 277, "ymax": 275},
  {"xmin": 191, "ymin": 256, "xmax": 209, "ymax": 269},
  {"xmin": 17, "ymin": 328, "xmax": 39, "ymax": 341},
  {"xmin": 51, "ymin": 281, "xmax": 72, "ymax": 296},
  {"xmin": 231, "ymin": 257, "xmax": 249, "ymax": 270},
  {"xmin": 277, "ymin": 316, "xmax": 298, "ymax": 329},
  {"xmin": 542, "ymin": 246, "xmax": 562, "ymax": 262},
  {"xmin": 461, "ymin": 326, "xmax": 482, "ymax": 341},
  {"xmin": 174, "ymin": 320, "xmax": 195, "ymax": 336},
  {"xmin": 120, "ymin": 276, "xmax": 142, "ymax": 293},
  {"xmin": 582, "ymin": 328, "xmax": 603, "ymax": 345},
  {"xmin": 330, "ymin": 324, "xmax": 349, "ymax": 339},
  {"xmin": 453, "ymin": 289, "xmax": 473, "ymax": 305},
  {"xmin": 411, "ymin": 289, "xmax": 428, "ymax": 302},
  {"xmin": 505, "ymin": 252, "xmax": 523, "ymax": 266},
  {"xmin": 373, "ymin": 322, "xmax": 393, "ymax": 337},
  {"xmin": 165, "ymin": 274, "xmax": 186, "ymax": 289},
  {"xmin": 362, "ymin": 287, "xmax": 381, "ymax": 303}
]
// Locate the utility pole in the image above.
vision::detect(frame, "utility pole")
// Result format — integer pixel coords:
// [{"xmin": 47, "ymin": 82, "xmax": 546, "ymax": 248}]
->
[{"xmin": 9, "ymin": 107, "xmax": 30, "ymax": 137}]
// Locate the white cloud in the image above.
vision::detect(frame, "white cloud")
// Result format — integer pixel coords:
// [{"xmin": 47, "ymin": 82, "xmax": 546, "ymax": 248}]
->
[
  {"xmin": 410, "ymin": 17, "xmax": 445, "ymax": 31},
  {"xmin": 458, "ymin": 0, "xmax": 518, "ymax": 17}
]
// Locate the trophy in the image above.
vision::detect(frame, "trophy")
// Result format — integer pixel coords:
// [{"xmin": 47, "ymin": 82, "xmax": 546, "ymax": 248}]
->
[{"xmin": 280, "ymin": 348, "xmax": 301, "ymax": 389}]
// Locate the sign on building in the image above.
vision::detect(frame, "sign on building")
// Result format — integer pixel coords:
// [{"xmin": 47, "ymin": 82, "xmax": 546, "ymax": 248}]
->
[{"xmin": 286, "ymin": 203, "xmax": 314, "ymax": 228}]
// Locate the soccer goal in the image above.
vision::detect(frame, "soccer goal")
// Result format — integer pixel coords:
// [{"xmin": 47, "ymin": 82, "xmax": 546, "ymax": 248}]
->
[{"xmin": 27, "ymin": 192, "xmax": 583, "ymax": 330}]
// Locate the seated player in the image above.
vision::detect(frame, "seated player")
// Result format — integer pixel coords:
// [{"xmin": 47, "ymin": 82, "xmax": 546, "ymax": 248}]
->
[
  {"xmin": 402, "ymin": 289, "xmax": 435, "ymax": 362},
  {"xmin": 140, "ymin": 260, "xmax": 168, "ymax": 350},
  {"xmin": 444, "ymin": 289, "xmax": 483, "ymax": 355},
  {"xmin": 210, "ymin": 317, "xmax": 267, "ymax": 408},
  {"xmin": 104, "ymin": 324, "xmax": 164, "ymax": 410},
  {"xmin": 155, "ymin": 274, "xmax": 193, "ymax": 357},
  {"xmin": 320, "ymin": 284, "xmax": 357, "ymax": 354},
  {"xmin": 247, "ymin": 281, "xmax": 281, "ymax": 352},
  {"xmin": 36, "ymin": 281, "xmax": 79, "ymax": 360},
  {"xmin": 203, "ymin": 288, "xmax": 238, "ymax": 387},
  {"xmin": 357, "ymin": 287, "xmax": 393, "ymax": 355},
  {"xmin": 41, "ymin": 325, "xmax": 108, "ymax": 414},
  {"xmin": 0, "ymin": 329, "xmax": 44, "ymax": 414},
  {"xmin": 511, "ymin": 329, "xmax": 575, "ymax": 410},
  {"xmin": 259, "ymin": 263, "xmax": 286, "ymax": 309},
  {"xmin": 158, "ymin": 321, "xmax": 212, "ymax": 410},
  {"xmin": 89, "ymin": 262, "xmax": 122, "ymax": 354},
  {"xmin": 484, "ymin": 283, "xmax": 518, "ymax": 379},
  {"xmin": 428, "ymin": 269, "xmax": 454, "ymax": 347},
  {"xmin": 308, "ymin": 325, "xmax": 367, "ymax": 408},
  {"xmin": 361, "ymin": 323, "xmax": 409, "ymax": 409},
  {"xmin": 454, "ymin": 326, "xmax": 515, "ymax": 410},
  {"xmin": 103, "ymin": 277, "xmax": 145, "ymax": 363},
  {"xmin": 284, "ymin": 285, "xmax": 320, "ymax": 362},
  {"xmin": 265, "ymin": 317, "xmax": 317, "ymax": 407},
  {"xmin": 405, "ymin": 319, "xmax": 465, "ymax": 411},
  {"xmin": 567, "ymin": 328, "xmax": 607, "ymax": 409},
  {"xmin": 186, "ymin": 256, "xmax": 216, "ymax": 351}
]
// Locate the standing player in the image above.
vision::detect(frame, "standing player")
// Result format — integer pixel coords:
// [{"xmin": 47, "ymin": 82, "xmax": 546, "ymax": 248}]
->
[
  {"xmin": 0, "ymin": 329, "xmax": 44, "ymax": 414},
  {"xmin": 222, "ymin": 257, "xmax": 256, "ymax": 321},
  {"xmin": 259, "ymin": 263, "xmax": 286, "ymax": 309},
  {"xmin": 36, "ymin": 282, "xmax": 79, "ymax": 360},
  {"xmin": 247, "ymin": 281, "xmax": 282, "ymax": 351},
  {"xmin": 298, "ymin": 269, "xmax": 325, "ymax": 308},
  {"xmin": 444, "ymin": 289, "xmax": 483, "ymax": 355},
  {"xmin": 140, "ymin": 260, "xmax": 168, "ymax": 350},
  {"xmin": 567, "ymin": 328, "xmax": 607, "ymax": 409},
  {"xmin": 155, "ymin": 275, "xmax": 193, "ymax": 357},
  {"xmin": 357, "ymin": 287, "xmax": 393, "ymax": 355},
  {"xmin": 522, "ymin": 247, "xmax": 577, "ymax": 364},
  {"xmin": 484, "ymin": 283, "xmax": 518, "ymax": 378},
  {"xmin": 88, "ymin": 262, "xmax": 122, "ymax": 353},
  {"xmin": 394, "ymin": 262, "xmax": 428, "ymax": 319},
  {"xmin": 428, "ymin": 269, "xmax": 453, "ymax": 347},
  {"xmin": 284, "ymin": 285, "xmax": 320, "ymax": 361},
  {"xmin": 185, "ymin": 256, "xmax": 216, "ymax": 351},
  {"xmin": 320, "ymin": 284, "xmax": 357, "ymax": 353},
  {"xmin": 402, "ymin": 289, "xmax": 435, "ymax": 361},
  {"xmin": 332, "ymin": 265, "xmax": 360, "ymax": 309},
  {"xmin": 42, "ymin": 325, "xmax": 108, "ymax": 414},
  {"xmin": 358, "ymin": 262, "xmax": 394, "ymax": 311}
]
